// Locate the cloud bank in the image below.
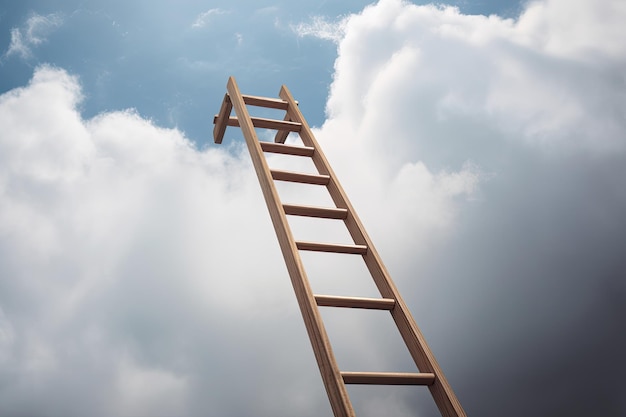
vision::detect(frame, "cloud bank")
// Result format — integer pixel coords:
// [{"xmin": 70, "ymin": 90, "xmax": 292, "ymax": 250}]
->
[
  {"xmin": 309, "ymin": 1, "xmax": 626, "ymax": 415},
  {"xmin": 311, "ymin": 1, "xmax": 626, "ymax": 414},
  {"xmin": 1, "ymin": 0, "xmax": 625, "ymax": 416}
]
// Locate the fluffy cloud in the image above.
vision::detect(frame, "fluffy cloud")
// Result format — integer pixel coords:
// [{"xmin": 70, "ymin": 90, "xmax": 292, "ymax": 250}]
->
[
  {"xmin": 0, "ymin": 65, "xmax": 322, "ymax": 417},
  {"xmin": 1, "ymin": 0, "xmax": 626, "ymax": 416},
  {"xmin": 301, "ymin": 0, "xmax": 626, "ymax": 415},
  {"xmin": 320, "ymin": 0, "xmax": 626, "ymax": 154}
]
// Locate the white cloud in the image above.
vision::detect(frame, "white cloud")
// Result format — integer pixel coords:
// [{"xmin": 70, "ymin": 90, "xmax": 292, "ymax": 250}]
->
[
  {"xmin": 515, "ymin": 0, "xmax": 626, "ymax": 61},
  {"xmin": 0, "ymin": 65, "xmax": 308, "ymax": 416},
  {"xmin": 291, "ymin": 15, "xmax": 349, "ymax": 43},
  {"xmin": 191, "ymin": 8, "xmax": 227, "ymax": 28},
  {"xmin": 321, "ymin": 0, "xmax": 626, "ymax": 154},
  {"xmin": 4, "ymin": 13, "xmax": 64, "ymax": 59}
]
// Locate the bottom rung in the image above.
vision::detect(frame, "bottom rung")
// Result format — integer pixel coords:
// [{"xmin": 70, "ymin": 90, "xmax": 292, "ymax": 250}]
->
[{"xmin": 341, "ymin": 372, "xmax": 435, "ymax": 385}]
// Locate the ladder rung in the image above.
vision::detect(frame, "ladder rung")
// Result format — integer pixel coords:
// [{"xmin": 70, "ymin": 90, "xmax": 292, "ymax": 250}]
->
[
  {"xmin": 213, "ymin": 116, "xmax": 302, "ymax": 132},
  {"xmin": 283, "ymin": 204, "xmax": 347, "ymax": 219},
  {"xmin": 260, "ymin": 142, "xmax": 314, "ymax": 157},
  {"xmin": 242, "ymin": 94, "xmax": 291, "ymax": 110},
  {"xmin": 341, "ymin": 372, "xmax": 436, "ymax": 385},
  {"xmin": 296, "ymin": 241, "xmax": 367, "ymax": 254},
  {"xmin": 315, "ymin": 295, "xmax": 395, "ymax": 310},
  {"xmin": 270, "ymin": 169, "xmax": 330, "ymax": 185}
]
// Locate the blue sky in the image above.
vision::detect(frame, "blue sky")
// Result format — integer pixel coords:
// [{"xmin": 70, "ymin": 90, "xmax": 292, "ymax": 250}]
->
[
  {"xmin": 1, "ymin": 0, "xmax": 522, "ymax": 144},
  {"xmin": 1, "ymin": 1, "xmax": 626, "ymax": 417}
]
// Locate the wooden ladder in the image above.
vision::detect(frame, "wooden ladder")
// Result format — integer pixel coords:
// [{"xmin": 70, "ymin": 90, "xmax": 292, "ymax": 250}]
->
[{"xmin": 213, "ymin": 76, "xmax": 466, "ymax": 417}]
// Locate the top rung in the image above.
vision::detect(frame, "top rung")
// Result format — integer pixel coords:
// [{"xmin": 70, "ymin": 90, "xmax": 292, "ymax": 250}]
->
[
  {"xmin": 242, "ymin": 94, "xmax": 294, "ymax": 110},
  {"xmin": 226, "ymin": 93, "xmax": 295, "ymax": 110},
  {"xmin": 213, "ymin": 93, "xmax": 297, "ymax": 143}
]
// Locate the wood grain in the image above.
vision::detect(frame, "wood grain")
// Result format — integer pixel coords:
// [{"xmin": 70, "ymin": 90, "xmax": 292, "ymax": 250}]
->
[
  {"xmin": 283, "ymin": 204, "xmax": 348, "ymax": 219},
  {"xmin": 214, "ymin": 115, "xmax": 302, "ymax": 132},
  {"xmin": 342, "ymin": 372, "xmax": 436, "ymax": 385},
  {"xmin": 270, "ymin": 169, "xmax": 330, "ymax": 185},
  {"xmin": 213, "ymin": 94, "xmax": 232, "ymax": 144},
  {"xmin": 260, "ymin": 142, "xmax": 314, "ymax": 157},
  {"xmin": 314, "ymin": 295, "xmax": 395, "ymax": 310},
  {"xmin": 295, "ymin": 241, "xmax": 367, "ymax": 254}
]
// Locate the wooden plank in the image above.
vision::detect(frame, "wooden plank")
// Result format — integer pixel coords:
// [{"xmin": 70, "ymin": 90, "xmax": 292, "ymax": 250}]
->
[
  {"xmin": 260, "ymin": 142, "xmax": 314, "ymax": 157},
  {"xmin": 342, "ymin": 372, "xmax": 435, "ymax": 386},
  {"xmin": 278, "ymin": 84, "xmax": 467, "ymax": 417},
  {"xmin": 214, "ymin": 115, "xmax": 302, "ymax": 132},
  {"xmin": 296, "ymin": 241, "xmax": 367, "ymax": 255},
  {"xmin": 274, "ymin": 131, "xmax": 291, "ymax": 144},
  {"xmin": 225, "ymin": 77, "xmax": 356, "ymax": 417},
  {"xmin": 283, "ymin": 204, "xmax": 347, "ymax": 219},
  {"xmin": 242, "ymin": 94, "xmax": 289, "ymax": 110},
  {"xmin": 270, "ymin": 169, "xmax": 330, "ymax": 185},
  {"xmin": 213, "ymin": 94, "xmax": 232, "ymax": 144},
  {"xmin": 274, "ymin": 112, "xmax": 293, "ymax": 144},
  {"xmin": 315, "ymin": 295, "xmax": 395, "ymax": 310}
]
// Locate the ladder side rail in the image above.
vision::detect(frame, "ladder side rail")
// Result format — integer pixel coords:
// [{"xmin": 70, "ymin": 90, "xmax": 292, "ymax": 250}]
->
[
  {"xmin": 274, "ymin": 111, "xmax": 293, "ymax": 144},
  {"xmin": 213, "ymin": 94, "xmax": 233, "ymax": 144},
  {"xmin": 278, "ymin": 85, "xmax": 467, "ymax": 417},
  {"xmin": 225, "ymin": 77, "xmax": 356, "ymax": 417}
]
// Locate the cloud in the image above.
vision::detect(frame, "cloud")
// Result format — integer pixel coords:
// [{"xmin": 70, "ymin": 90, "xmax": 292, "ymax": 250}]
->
[
  {"xmin": 2, "ymin": 0, "xmax": 626, "ymax": 416},
  {"xmin": 311, "ymin": 0, "xmax": 626, "ymax": 415},
  {"xmin": 0, "ymin": 64, "xmax": 473, "ymax": 416},
  {"xmin": 4, "ymin": 13, "xmax": 64, "ymax": 60},
  {"xmin": 0, "ymin": 65, "xmax": 311, "ymax": 416},
  {"xmin": 323, "ymin": 0, "xmax": 626, "ymax": 154},
  {"xmin": 291, "ymin": 15, "xmax": 349, "ymax": 44},
  {"xmin": 191, "ymin": 8, "xmax": 227, "ymax": 29},
  {"xmin": 515, "ymin": 0, "xmax": 626, "ymax": 61}
]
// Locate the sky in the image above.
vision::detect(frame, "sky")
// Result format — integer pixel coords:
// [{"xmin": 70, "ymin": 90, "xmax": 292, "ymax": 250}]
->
[{"xmin": 0, "ymin": 0, "xmax": 625, "ymax": 416}]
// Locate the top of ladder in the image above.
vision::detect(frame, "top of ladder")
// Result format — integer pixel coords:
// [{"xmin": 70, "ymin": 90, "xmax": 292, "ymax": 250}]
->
[{"xmin": 213, "ymin": 79, "xmax": 297, "ymax": 145}]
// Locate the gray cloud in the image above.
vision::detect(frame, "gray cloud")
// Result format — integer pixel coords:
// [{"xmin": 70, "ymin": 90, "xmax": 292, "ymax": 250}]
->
[{"xmin": 311, "ymin": 0, "xmax": 626, "ymax": 415}]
